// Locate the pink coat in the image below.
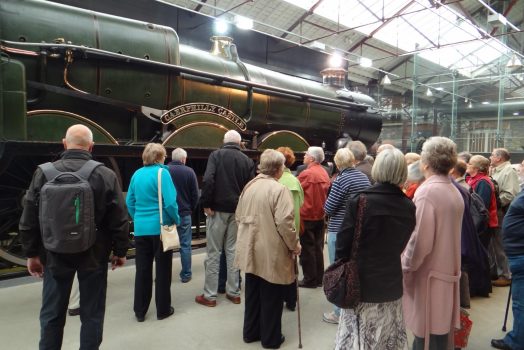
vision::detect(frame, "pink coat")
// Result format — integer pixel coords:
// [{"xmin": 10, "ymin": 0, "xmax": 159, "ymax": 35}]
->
[{"xmin": 402, "ymin": 175, "xmax": 464, "ymax": 341}]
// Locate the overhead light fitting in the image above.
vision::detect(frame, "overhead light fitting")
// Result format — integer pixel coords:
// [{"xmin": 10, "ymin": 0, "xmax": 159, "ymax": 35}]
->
[
  {"xmin": 234, "ymin": 15, "xmax": 253, "ymax": 30},
  {"xmin": 381, "ymin": 74, "xmax": 391, "ymax": 85},
  {"xmin": 309, "ymin": 41, "xmax": 326, "ymax": 51},
  {"xmin": 482, "ymin": 101, "xmax": 490, "ymax": 105},
  {"xmin": 468, "ymin": 101, "xmax": 473, "ymax": 108},
  {"xmin": 507, "ymin": 53, "xmax": 522, "ymax": 68},
  {"xmin": 436, "ymin": 87, "xmax": 444, "ymax": 91},
  {"xmin": 329, "ymin": 52, "xmax": 344, "ymax": 68},
  {"xmin": 214, "ymin": 19, "xmax": 229, "ymax": 35},
  {"xmin": 359, "ymin": 57, "xmax": 372, "ymax": 68},
  {"xmin": 426, "ymin": 88, "xmax": 433, "ymax": 97},
  {"xmin": 465, "ymin": 97, "xmax": 469, "ymax": 103}
]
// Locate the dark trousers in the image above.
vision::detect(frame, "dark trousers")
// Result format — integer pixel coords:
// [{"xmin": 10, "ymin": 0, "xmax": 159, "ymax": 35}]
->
[
  {"xmin": 134, "ymin": 235, "xmax": 173, "ymax": 318},
  {"xmin": 283, "ymin": 280, "xmax": 297, "ymax": 308},
  {"xmin": 40, "ymin": 265, "xmax": 108, "ymax": 350},
  {"xmin": 299, "ymin": 219, "xmax": 325, "ymax": 285},
  {"xmin": 243, "ymin": 273, "xmax": 285, "ymax": 348},
  {"xmin": 412, "ymin": 334, "xmax": 450, "ymax": 350}
]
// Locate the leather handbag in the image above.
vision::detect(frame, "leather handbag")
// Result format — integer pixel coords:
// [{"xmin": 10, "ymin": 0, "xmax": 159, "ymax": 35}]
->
[
  {"xmin": 158, "ymin": 168, "xmax": 179, "ymax": 252},
  {"xmin": 323, "ymin": 194, "xmax": 366, "ymax": 309}
]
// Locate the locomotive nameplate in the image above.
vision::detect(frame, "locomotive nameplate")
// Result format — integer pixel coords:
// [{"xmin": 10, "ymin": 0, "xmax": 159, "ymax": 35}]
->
[{"xmin": 161, "ymin": 103, "xmax": 247, "ymax": 131}]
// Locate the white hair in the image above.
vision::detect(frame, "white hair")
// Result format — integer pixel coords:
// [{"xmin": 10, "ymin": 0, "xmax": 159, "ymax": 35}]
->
[
  {"xmin": 223, "ymin": 130, "xmax": 241, "ymax": 144},
  {"xmin": 306, "ymin": 146, "xmax": 325, "ymax": 163},
  {"xmin": 171, "ymin": 148, "xmax": 187, "ymax": 162},
  {"xmin": 258, "ymin": 149, "xmax": 285, "ymax": 176},
  {"xmin": 371, "ymin": 148, "xmax": 407, "ymax": 186}
]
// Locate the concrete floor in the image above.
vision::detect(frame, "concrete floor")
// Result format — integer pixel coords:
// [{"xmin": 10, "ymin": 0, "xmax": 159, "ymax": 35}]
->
[{"xmin": 0, "ymin": 248, "xmax": 513, "ymax": 349}]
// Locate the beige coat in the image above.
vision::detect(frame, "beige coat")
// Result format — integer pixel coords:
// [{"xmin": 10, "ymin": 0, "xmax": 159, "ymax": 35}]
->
[
  {"xmin": 234, "ymin": 174, "xmax": 299, "ymax": 285},
  {"xmin": 402, "ymin": 175, "xmax": 464, "ymax": 341}
]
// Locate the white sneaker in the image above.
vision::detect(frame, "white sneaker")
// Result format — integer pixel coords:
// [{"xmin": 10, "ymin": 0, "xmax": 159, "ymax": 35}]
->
[{"xmin": 322, "ymin": 311, "xmax": 339, "ymax": 324}]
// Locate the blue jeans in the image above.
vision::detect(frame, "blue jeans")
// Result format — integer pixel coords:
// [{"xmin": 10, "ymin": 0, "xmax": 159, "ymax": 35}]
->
[
  {"xmin": 40, "ymin": 265, "xmax": 108, "ymax": 350},
  {"xmin": 504, "ymin": 255, "xmax": 524, "ymax": 350},
  {"xmin": 177, "ymin": 215, "xmax": 192, "ymax": 280},
  {"xmin": 327, "ymin": 231, "xmax": 340, "ymax": 316}
]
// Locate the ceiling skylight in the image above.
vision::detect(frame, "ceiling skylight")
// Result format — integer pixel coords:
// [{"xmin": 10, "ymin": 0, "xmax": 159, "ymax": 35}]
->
[{"xmin": 282, "ymin": 0, "xmax": 511, "ymax": 78}]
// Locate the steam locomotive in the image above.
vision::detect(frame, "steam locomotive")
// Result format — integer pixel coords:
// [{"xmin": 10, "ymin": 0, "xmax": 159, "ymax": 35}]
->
[{"xmin": 0, "ymin": 0, "xmax": 382, "ymax": 267}]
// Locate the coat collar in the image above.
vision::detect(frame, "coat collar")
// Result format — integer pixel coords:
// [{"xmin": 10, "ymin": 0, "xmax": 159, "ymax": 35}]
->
[
  {"xmin": 222, "ymin": 142, "xmax": 241, "ymax": 150},
  {"xmin": 167, "ymin": 160, "xmax": 184, "ymax": 166},
  {"xmin": 362, "ymin": 182, "xmax": 405, "ymax": 196},
  {"xmin": 60, "ymin": 149, "xmax": 92, "ymax": 160},
  {"xmin": 423, "ymin": 174, "xmax": 452, "ymax": 185}
]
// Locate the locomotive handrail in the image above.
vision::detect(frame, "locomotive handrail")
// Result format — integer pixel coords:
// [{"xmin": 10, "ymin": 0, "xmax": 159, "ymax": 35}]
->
[{"xmin": 1, "ymin": 40, "xmax": 378, "ymax": 113}]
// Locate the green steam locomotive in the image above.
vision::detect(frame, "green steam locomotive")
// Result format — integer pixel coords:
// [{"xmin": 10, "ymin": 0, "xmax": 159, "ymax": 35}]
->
[{"xmin": 0, "ymin": 0, "xmax": 382, "ymax": 267}]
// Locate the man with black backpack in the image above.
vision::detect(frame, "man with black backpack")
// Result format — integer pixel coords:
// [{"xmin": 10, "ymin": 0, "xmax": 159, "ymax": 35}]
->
[{"xmin": 19, "ymin": 124, "xmax": 129, "ymax": 350}]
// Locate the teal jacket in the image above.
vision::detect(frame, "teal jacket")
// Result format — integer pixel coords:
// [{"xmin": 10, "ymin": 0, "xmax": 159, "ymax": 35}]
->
[{"xmin": 127, "ymin": 164, "xmax": 180, "ymax": 236}]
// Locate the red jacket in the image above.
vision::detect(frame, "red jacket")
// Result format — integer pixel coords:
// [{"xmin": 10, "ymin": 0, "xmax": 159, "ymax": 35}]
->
[
  {"xmin": 467, "ymin": 173, "xmax": 498, "ymax": 228},
  {"xmin": 297, "ymin": 163, "xmax": 330, "ymax": 221}
]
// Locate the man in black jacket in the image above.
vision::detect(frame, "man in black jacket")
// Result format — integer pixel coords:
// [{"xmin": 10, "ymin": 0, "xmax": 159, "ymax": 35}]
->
[
  {"xmin": 195, "ymin": 130, "xmax": 255, "ymax": 307},
  {"xmin": 19, "ymin": 124, "xmax": 129, "ymax": 350}
]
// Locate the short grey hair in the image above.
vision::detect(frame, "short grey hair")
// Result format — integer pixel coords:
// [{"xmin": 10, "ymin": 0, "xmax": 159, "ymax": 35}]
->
[
  {"xmin": 493, "ymin": 148, "xmax": 510, "ymax": 161},
  {"xmin": 421, "ymin": 137, "xmax": 457, "ymax": 175},
  {"xmin": 223, "ymin": 130, "xmax": 241, "ymax": 144},
  {"xmin": 407, "ymin": 160, "xmax": 424, "ymax": 183},
  {"xmin": 470, "ymin": 154, "xmax": 490, "ymax": 173},
  {"xmin": 334, "ymin": 148, "xmax": 355, "ymax": 171},
  {"xmin": 458, "ymin": 151, "xmax": 472, "ymax": 164},
  {"xmin": 258, "ymin": 149, "xmax": 285, "ymax": 177},
  {"xmin": 306, "ymin": 146, "xmax": 325, "ymax": 163},
  {"xmin": 371, "ymin": 148, "xmax": 407, "ymax": 186},
  {"xmin": 171, "ymin": 148, "xmax": 187, "ymax": 162},
  {"xmin": 346, "ymin": 141, "xmax": 367, "ymax": 161}
]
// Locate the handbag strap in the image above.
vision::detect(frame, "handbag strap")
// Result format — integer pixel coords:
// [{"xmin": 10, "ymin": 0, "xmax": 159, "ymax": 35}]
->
[
  {"xmin": 157, "ymin": 168, "xmax": 164, "ymax": 226},
  {"xmin": 350, "ymin": 194, "xmax": 367, "ymax": 261}
]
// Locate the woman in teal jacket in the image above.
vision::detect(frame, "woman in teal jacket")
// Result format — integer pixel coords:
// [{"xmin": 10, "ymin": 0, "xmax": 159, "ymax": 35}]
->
[{"xmin": 127, "ymin": 143, "xmax": 180, "ymax": 322}]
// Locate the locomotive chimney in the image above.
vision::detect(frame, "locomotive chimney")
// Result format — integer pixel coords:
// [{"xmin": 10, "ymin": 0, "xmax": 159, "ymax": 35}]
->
[
  {"xmin": 320, "ymin": 68, "xmax": 347, "ymax": 88},
  {"xmin": 210, "ymin": 36, "xmax": 235, "ymax": 59}
]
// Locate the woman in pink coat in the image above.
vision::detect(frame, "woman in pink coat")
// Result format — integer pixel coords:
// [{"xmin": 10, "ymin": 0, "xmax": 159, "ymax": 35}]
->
[{"xmin": 402, "ymin": 137, "xmax": 464, "ymax": 350}]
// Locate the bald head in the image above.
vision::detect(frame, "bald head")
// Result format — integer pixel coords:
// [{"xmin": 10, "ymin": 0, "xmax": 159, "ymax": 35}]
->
[
  {"xmin": 63, "ymin": 124, "xmax": 94, "ymax": 151},
  {"xmin": 377, "ymin": 143, "xmax": 395, "ymax": 154}
]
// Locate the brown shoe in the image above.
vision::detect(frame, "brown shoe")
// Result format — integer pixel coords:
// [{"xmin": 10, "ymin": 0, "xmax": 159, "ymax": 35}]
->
[
  {"xmin": 492, "ymin": 277, "xmax": 511, "ymax": 287},
  {"xmin": 226, "ymin": 294, "xmax": 241, "ymax": 304},
  {"xmin": 195, "ymin": 294, "xmax": 217, "ymax": 307}
]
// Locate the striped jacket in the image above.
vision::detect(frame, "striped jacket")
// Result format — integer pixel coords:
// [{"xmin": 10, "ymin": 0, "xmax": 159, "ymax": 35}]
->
[{"xmin": 324, "ymin": 167, "xmax": 370, "ymax": 233}]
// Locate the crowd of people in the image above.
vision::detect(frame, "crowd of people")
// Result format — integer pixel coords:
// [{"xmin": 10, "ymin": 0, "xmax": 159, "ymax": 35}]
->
[{"xmin": 19, "ymin": 124, "xmax": 523, "ymax": 350}]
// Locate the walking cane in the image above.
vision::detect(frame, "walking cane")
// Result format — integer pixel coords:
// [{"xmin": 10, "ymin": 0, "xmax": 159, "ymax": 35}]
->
[
  {"xmin": 502, "ymin": 281, "xmax": 512, "ymax": 332},
  {"xmin": 294, "ymin": 257, "xmax": 303, "ymax": 348}
]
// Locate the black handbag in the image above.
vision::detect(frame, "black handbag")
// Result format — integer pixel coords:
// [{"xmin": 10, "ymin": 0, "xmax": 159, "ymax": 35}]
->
[{"xmin": 323, "ymin": 194, "xmax": 366, "ymax": 309}]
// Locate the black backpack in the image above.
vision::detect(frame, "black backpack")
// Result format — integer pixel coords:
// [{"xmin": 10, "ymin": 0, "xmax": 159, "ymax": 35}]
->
[
  {"xmin": 490, "ymin": 176, "xmax": 502, "ymax": 210},
  {"xmin": 469, "ymin": 190, "xmax": 490, "ymax": 234},
  {"xmin": 38, "ymin": 160, "xmax": 102, "ymax": 253}
]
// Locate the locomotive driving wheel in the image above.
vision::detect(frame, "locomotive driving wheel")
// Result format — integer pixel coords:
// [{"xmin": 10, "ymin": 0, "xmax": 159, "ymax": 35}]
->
[
  {"xmin": 0, "ymin": 151, "xmax": 127, "ymax": 269},
  {"xmin": 0, "ymin": 110, "xmax": 126, "ymax": 270},
  {"xmin": 0, "ymin": 153, "xmax": 48, "ymax": 268}
]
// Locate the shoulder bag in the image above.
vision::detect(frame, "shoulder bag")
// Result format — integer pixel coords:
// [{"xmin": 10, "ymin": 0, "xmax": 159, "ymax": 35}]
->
[
  {"xmin": 323, "ymin": 194, "xmax": 367, "ymax": 309},
  {"xmin": 158, "ymin": 168, "xmax": 179, "ymax": 252}
]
